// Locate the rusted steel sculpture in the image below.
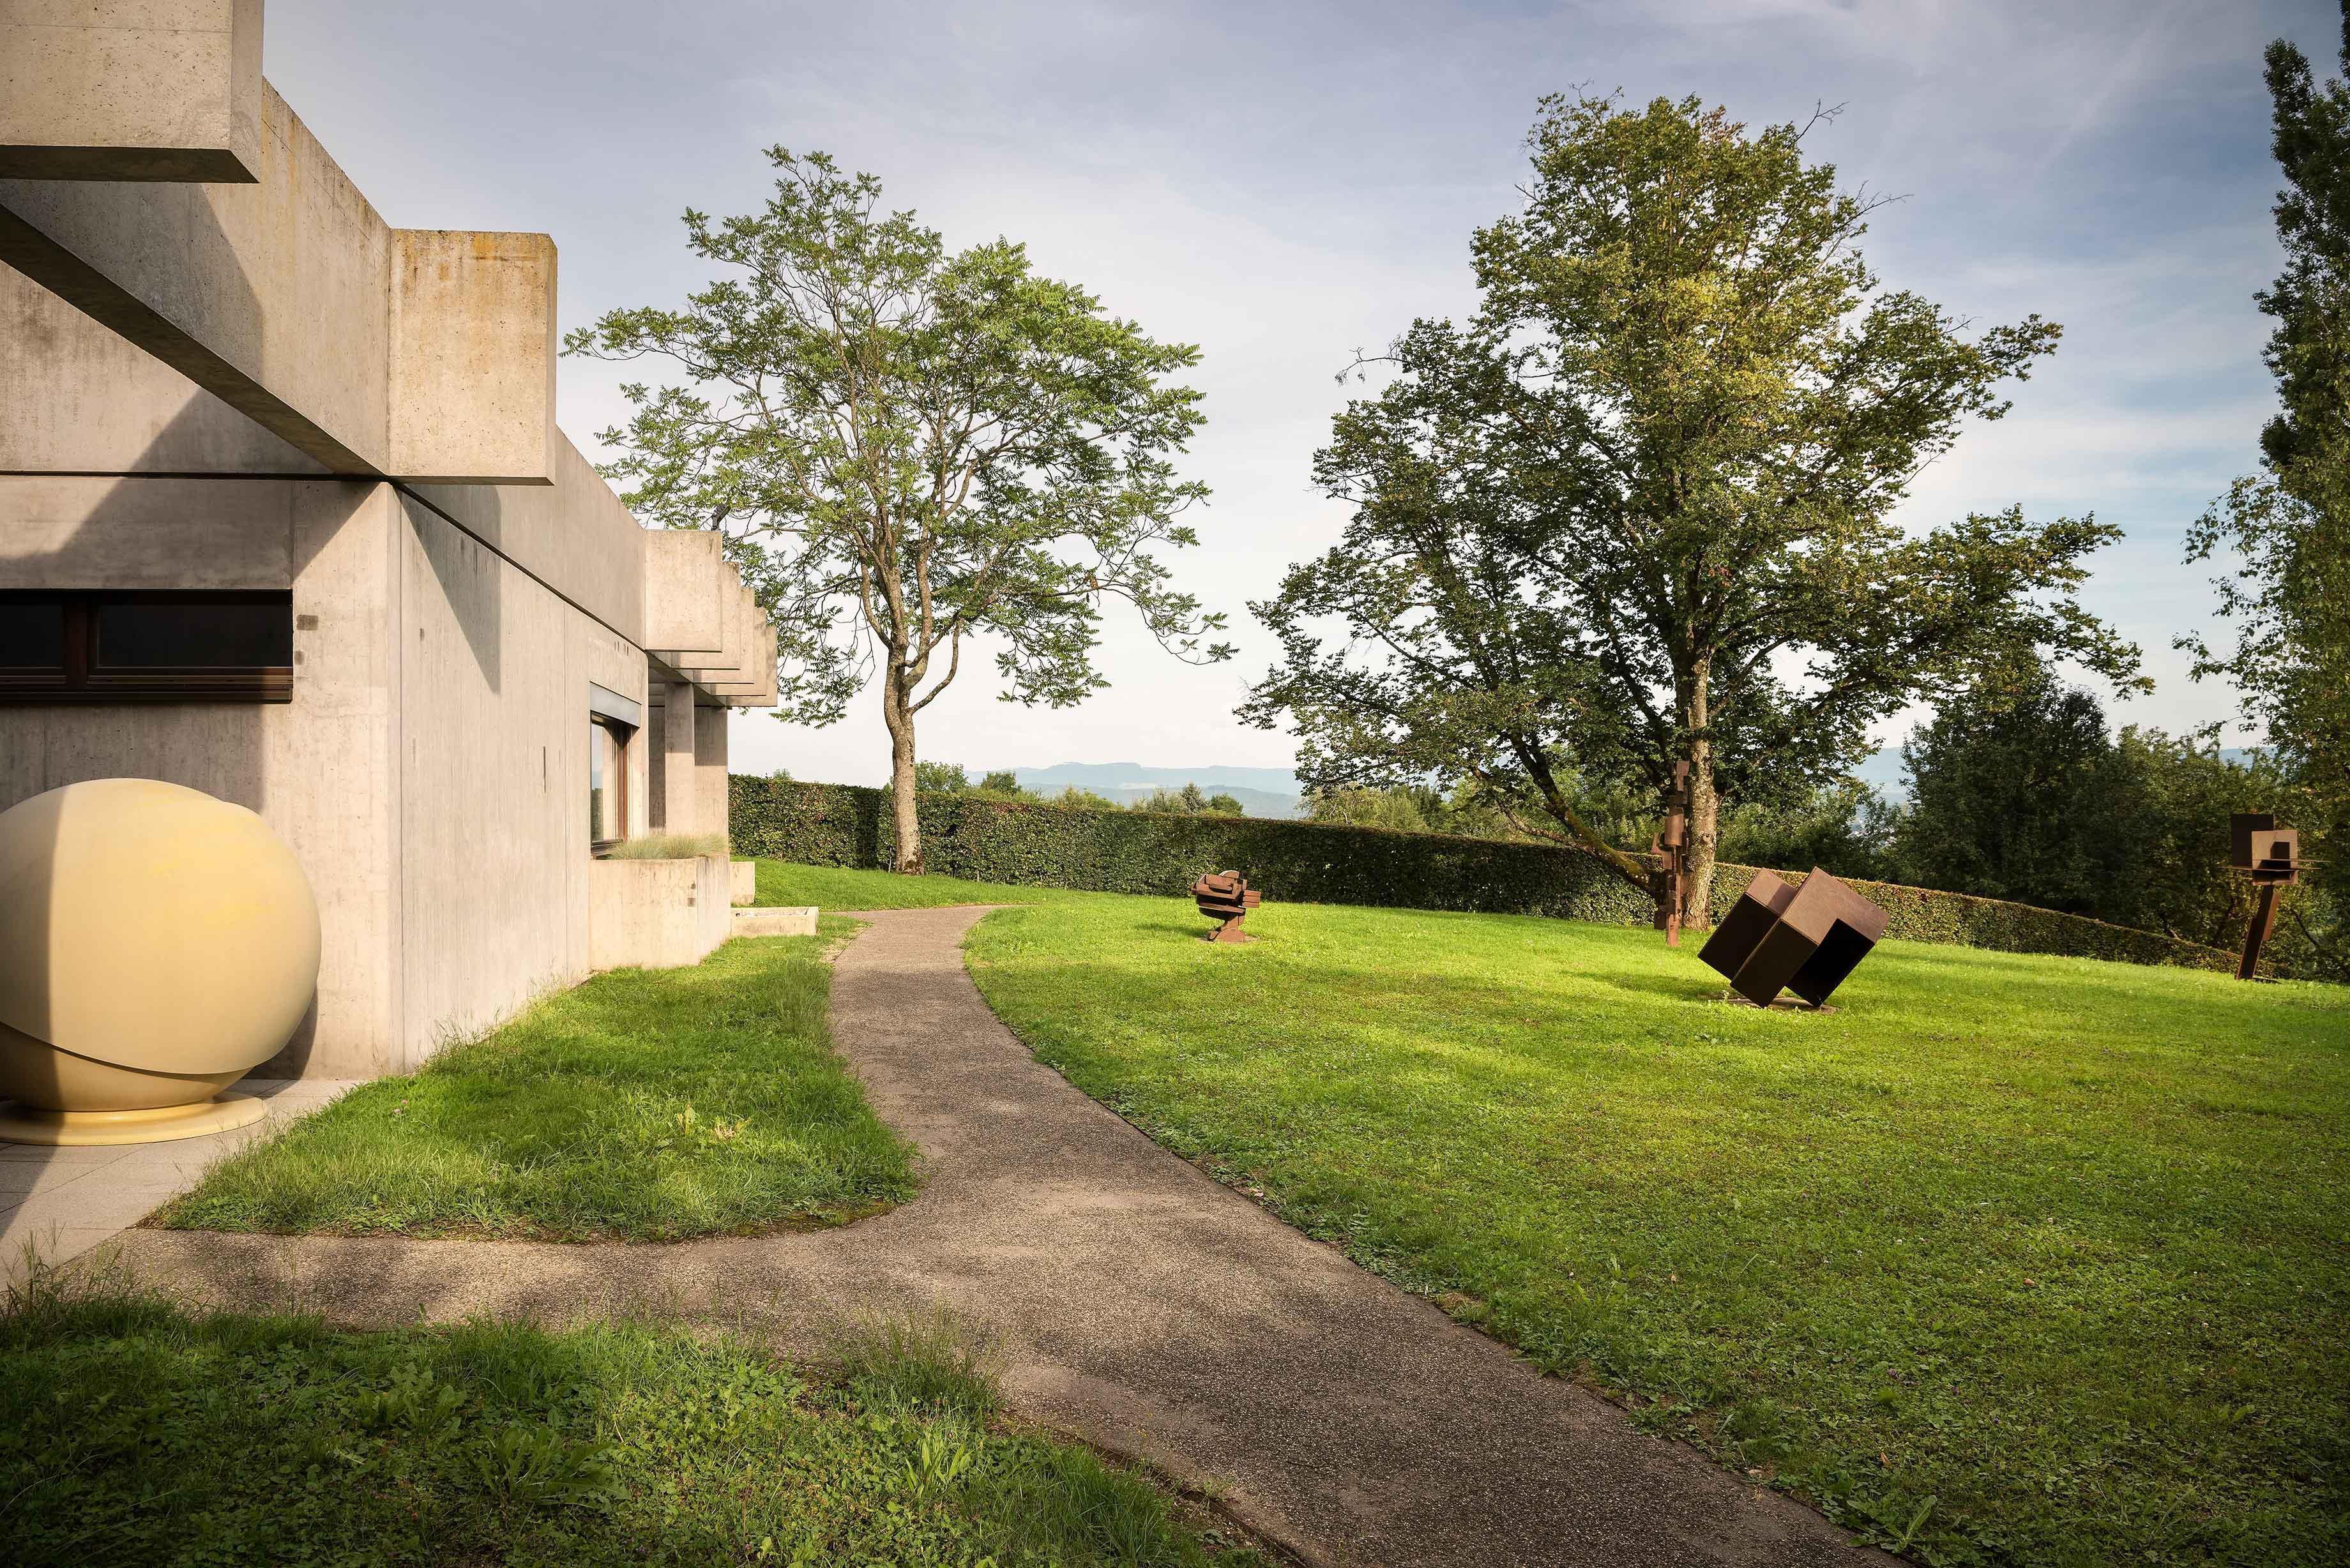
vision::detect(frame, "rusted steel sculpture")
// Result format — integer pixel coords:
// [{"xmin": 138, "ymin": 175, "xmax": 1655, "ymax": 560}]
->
[
  {"xmin": 2230, "ymin": 813, "xmax": 2304, "ymax": 981},
  {"xmin": 1698, "ymin": 866, "xmax": 1888, "ymax": 1009},
  {"xmin": 1192, "ymin": 870, "xmax": 1262, "ymax": 944},
  {"xmin": 1649, "ymin": 760, "xmax": 1694, "ymax": 946}
]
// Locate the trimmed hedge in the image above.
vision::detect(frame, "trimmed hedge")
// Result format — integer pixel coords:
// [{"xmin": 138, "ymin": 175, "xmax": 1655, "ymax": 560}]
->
[{"xmin": 729, "ymin": 776, "xmax": 2252, "ymax": 976}]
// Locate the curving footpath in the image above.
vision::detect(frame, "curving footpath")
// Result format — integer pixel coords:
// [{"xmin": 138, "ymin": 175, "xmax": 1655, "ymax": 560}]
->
[{"xmin": 110, "ymin": 907, "xmax": 1888, "ymax": 1568}]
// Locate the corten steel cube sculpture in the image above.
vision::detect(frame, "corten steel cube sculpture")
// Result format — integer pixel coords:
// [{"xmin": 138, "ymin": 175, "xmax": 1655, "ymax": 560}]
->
[
  {"xmin": 1191, "ymin": 870, "xmax": 1263, "ymax": 944},
  {"xmin": 1649, "ymin": 761, "xmax": 1694, "ymax": 947},
  {"xmin": 1697, "ymin": 867, "xmax": 1889, "ymax": 1010},
  {"xmin": 2229, "ymin": 813, "xmax": 2305, "ymax": 981}
]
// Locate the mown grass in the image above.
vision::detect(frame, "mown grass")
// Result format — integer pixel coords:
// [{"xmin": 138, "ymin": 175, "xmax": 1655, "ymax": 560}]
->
[
  {"xmin": 754, "ymin": 859, "xmax": 1089, "ymax": 911},
  {"xmin": 158, "ymin": 923, "xmax": 914, "ymax": 1241},
  {"xmin": 908, "ymin": 869, "xmax": 2350, "ymax": 1568},
  {"xmin": 0, "ymin": 1265, "xmax": 1271, "ymax": 1568}
]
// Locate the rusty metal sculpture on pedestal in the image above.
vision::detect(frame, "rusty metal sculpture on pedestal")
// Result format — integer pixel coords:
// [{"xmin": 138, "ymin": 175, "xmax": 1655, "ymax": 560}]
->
[
  {"xmin": 1649, "ymin": 761, "xmax": 1694, "ymax": 946},
  {"xmin": 2230, "ymin": 813, "xmax": 2303, "ymax": 981},
  {"xmin": 1697, "ymin": 866, "xmax": 1888, "ymax": 1010},
  {"xmin": 1192, "ymin": 870, "xmax": 1262, "ymax": 944}
]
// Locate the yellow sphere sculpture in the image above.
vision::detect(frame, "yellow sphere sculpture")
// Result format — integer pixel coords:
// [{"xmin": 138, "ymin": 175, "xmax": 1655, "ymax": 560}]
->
[{"xmin": 0, "ymin": 779, "xmax": 320, "ymax": 1145}]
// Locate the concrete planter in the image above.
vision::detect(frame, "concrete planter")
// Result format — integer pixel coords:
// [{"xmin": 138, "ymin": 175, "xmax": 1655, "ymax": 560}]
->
[
  {"xmin": 588, "ymin": 854, "xmax": 731, "ymax": 972},
  {"xmin": 730, "ymin": 858, "xmax": 756, "ymax": 907}
]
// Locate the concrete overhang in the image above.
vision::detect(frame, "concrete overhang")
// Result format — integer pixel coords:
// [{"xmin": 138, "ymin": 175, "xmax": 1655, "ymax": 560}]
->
[
  {"xmin": 0, "ymin": 62, "xmax": 558, "ymax": 483},
  {"xmin": 0, "ymin": 0, "xmax": 265, "ymax": 183},
  {"xmin": 642, "ymin": 529, "xmax": 728, "ymax": 658},
  {"xmin": 705, "ymin": 614, "xmax": 778, "ymax": 707},
  {"xmin": 671, "ymin": 579, "xmax": 754, "ymax": 681}
]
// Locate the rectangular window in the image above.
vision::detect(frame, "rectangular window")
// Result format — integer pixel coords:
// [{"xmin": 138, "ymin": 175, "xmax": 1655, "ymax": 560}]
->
[
  {"xmin": 0, "ymin": 601, "xmax": 66, "ymax": 670},
  {"xmin": 0, "ymin": 591, "xmax": 294, "ymax": 703},
  {"xmin": 589, "ymin": 715, "xmax": 629, "ymax": 852}
]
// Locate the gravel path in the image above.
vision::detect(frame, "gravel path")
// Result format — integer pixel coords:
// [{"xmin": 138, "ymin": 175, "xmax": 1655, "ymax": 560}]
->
[{"xmin": 109, "ymin": 905, "xmax": 1886, "ymax": 1568}]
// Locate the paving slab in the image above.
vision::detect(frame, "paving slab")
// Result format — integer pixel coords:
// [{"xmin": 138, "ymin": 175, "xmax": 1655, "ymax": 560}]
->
[
  {"xmin": 3, "ymin": 1077, "xmax": 357, "ymax": 1285},
  {"xmin": 107, "ymin": 909, "xmax": 1886, "ymax": 1568}
]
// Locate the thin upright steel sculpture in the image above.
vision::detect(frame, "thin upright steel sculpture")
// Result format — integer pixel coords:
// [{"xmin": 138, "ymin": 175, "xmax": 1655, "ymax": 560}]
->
[
  {"xmin": 1698, "ymin": 866, "xmax": 1888, "ymax": 1009},
  {"xmin": 2231, "ymin": 813, "xmax": 2303, "ymax": 981},
  {"xmin": 1649, "ymin": 761, "xmax": 1694, "ymax": 946},
  {"xmin": 1192, "ymin": 870, "xmax": 1262, "ymax": 944}
]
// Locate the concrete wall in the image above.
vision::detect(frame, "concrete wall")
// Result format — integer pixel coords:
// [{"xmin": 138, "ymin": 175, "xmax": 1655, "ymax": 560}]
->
[
  {"xmin": 0, "ymin": 475, "xmax": 400, "ymax": 1078},
  {"xmin": 587, "ymin": 854, "xmax": 731, "ymax": 972},
  {"xmin": 0, "ymin": 83, "xmax": 393, "ymax": 472},
  {"xmin": 391, "ymin": 493, "xmax": 646, "ymax": 1067},
  {"xmin": 0, "ymin": 0, "xmax": 265, "ymax": 183},
  {"xmin": 0, "ymin": 7, "xmax": 773, "ymax": 1084},
  {"xmin": 0, "ymin": 80, "xmax": 557, "ymax": 484},
  {"xmin": 0, "ymin": 259, "xmax": 327, "ymax": 475},
  {"xmin": 404, "ymin": 435, "xmax": 644, "ymax": 647}
]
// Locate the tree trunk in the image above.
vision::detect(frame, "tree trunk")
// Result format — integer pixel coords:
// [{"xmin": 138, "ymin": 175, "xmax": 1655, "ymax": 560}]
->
[
  {"xmin": 883, "ymin": 668, "xmax": 923, "ymax": 876},
  {"xmin": 1681, "ymin": 665, "xmax": 1718, "ymax": 931}
]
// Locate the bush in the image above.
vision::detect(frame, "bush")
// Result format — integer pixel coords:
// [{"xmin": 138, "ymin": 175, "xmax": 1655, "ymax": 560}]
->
[{"xmin": 731, "ymin": 776, "xmax": 2263, "ymax": 974}]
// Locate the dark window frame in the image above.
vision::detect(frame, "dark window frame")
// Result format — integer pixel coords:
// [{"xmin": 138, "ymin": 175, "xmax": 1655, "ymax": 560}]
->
[
  {"xmin": 589, "ymin": 713, "xmax": 632, "ymax": 856},
  {"xmin": 0, "ymin": 590, "xmax": 294, "ymax": 704}
]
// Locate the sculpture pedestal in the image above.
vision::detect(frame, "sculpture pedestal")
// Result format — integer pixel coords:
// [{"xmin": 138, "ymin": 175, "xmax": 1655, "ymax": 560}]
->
[{"xmin": 0, "ymin": 1092, "xmax": 266, "ymax": 1147}]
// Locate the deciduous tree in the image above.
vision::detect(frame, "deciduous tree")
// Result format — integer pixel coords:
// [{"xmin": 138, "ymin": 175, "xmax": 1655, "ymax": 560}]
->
[
  {"xmin": 568, "ymin": 151, "xmax": 1231, "ymax": 874},
  {"xmin": 2183, "ymin": 4, "xmax": 2350, "ymax": 974},
  {"xmin": 1245, "ymin": 93, "xmax": 2141, "ymax": 925}
]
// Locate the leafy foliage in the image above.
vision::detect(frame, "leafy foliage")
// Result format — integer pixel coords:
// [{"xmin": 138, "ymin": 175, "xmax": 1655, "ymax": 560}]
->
[
  {"xmin": 1887, "ymin": 670, "xmax": 2323, "ymax": 967},
  {"xmin": 1244, "ymin": 92, "xmax": 2140, "ymax": 926},
  {"xmin": 2183, "ymin": 6, "xmax": 2350, "ymax": 981},
  {"xmin": 732, "ymin": 779, "xmax": 2250, "ymax": 972},
  {"xmin": 1717, "ymin": 779, "xmax": 1900, "ymax": 883},
  {"xmin": 566, "ymin": 149, "xmax": 1229, "ymax": 872},
  {"xmin": 1895, "ymin": 674, "xmax": 2129, "ymax": 916},
  {"xmin": 1129, "ymin": 782, "xmax": 1245, "ymax": 816}
]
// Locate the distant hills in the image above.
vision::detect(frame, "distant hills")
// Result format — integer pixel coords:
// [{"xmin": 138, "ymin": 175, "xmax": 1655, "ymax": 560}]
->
[
  {"xmin": 1012, "ymin": 762, "xmax": 1304, "ymax": 818},
  {"xmin": 1008, "ymin": 744, "xmax": 2263, "ymax": 821}
]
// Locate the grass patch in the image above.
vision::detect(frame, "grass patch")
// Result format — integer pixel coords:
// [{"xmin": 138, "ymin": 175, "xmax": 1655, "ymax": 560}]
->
[
  {"xmin": 600, "ymin": 831, "xmax": 729, "ymax": 859},
  {"xmin": 159, "ymin": 923, "xmax": 914, "ymax": 1241},
  {"xmin": 754, "ymin": 861, "xmax": 1093, "ymax": 911},
  {"xmin": 0, "ymin": 1265, "xmax": 1272, "ymax": 1567},
  {"xmin": 961, "ymin": 888, "xmax": 2350, "ymax": 1567}
]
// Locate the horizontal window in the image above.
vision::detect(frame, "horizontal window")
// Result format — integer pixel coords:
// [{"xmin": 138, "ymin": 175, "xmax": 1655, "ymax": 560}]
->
[{"xmin": 0, "ymin": 591, "xmax": 294, "ymax": 704}]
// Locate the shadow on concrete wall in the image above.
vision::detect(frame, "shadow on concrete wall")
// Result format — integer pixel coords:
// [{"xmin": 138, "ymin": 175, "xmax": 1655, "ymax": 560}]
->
[
  {"xmin": 414, "ymin": 499, "xmax": 502, "ymax": 695},
  {"xmin": 2, "ymin": 388, "xmax": 353, "ymax": 1087}
]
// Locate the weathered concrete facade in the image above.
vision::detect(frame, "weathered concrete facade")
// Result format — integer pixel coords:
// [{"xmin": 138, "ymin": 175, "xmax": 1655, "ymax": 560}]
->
[{"xmin": 0, "ymin": 3, "xmax": 777, "ymax": 1078}]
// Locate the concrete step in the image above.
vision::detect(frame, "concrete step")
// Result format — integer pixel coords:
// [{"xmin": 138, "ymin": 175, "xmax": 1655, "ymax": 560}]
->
[{"xmin": 732, "ymin": 905, "xmax": 817, "ymax": 938}]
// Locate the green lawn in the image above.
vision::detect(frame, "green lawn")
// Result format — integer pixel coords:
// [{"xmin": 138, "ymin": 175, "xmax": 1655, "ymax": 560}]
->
[
  {"xmin": 0, "ymin": 1272, "xmax": 1271, "ymax": 1567},
  {"xmin": 799, "ymin": 866, "xmax": 2349, "ymax": 1568},
  {"xmin": 755, "ymin": 858, "xmax": 1086, "ymax": 911},
  {"xmin": 160, "ymin": 923, "xmax": 914, "ymax": 1241}
]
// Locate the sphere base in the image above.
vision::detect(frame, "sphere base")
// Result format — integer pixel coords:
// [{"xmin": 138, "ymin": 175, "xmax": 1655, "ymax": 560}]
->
[{"xmin": 0, "ymin": 1092, "xmax": 267, "ymax": 1146}]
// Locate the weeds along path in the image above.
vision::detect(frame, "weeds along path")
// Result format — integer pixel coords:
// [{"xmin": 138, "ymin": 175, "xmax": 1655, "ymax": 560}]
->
[{"xmin": 107, "ymin": 907, "xmax": 1885, "ymax": 1568}]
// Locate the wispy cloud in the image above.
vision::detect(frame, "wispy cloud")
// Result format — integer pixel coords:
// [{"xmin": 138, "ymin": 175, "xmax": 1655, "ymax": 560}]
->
[{"xmin": 264, "ymin": 0, "xmax": 2337, "ymax": 776}]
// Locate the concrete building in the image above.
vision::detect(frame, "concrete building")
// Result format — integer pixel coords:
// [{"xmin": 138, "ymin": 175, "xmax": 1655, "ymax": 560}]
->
[{"xmin": 0, "ymin": 1, "xmax": 778, "ymax": 1080}]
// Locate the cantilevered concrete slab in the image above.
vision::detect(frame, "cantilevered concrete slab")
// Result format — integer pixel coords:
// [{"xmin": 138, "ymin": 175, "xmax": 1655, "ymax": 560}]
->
[
  {"xmin": 389, "ymin": 230, "xmax": 559, "ymax": 484},
  {"xmin": 0, "ymin": 258, "xmax": 327, "ymax": 474},
  {"xmin": 0, "ymin": 83, "xmax": 557, "ymax": 483},
  {"xmin": 707, "ymin": 604, "xmax": 778, "ymax": 706},
  {"xmin": 0, "ymin": 0, "xmax": 264, "ymax": 183},
  {"xmin": 672, "ymin": 580, "xmax": 754, "ymax": 681},
  {"xmin": 643, "ymin": 529, "xmax": 728, "ymax": 657}
]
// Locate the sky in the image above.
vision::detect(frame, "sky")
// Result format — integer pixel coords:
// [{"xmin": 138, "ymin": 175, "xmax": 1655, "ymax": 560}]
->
[{"xmin": 262, "ymin": 0, "xmax": 2339, "ymax": 787}]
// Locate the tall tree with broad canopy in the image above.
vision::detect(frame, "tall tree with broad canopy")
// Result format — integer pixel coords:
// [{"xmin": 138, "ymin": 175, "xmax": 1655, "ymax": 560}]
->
[
  {"xmin": 567, "ymin": 151, "xmax": 1231, "ymax": 873},
  {"xmin": 1243, "ymin": 93, "xmax": 2142, "ymax": 927},
  {"xmin": 2183, "ymin": 4, "xmax": 2350, "ymax": 974}
]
